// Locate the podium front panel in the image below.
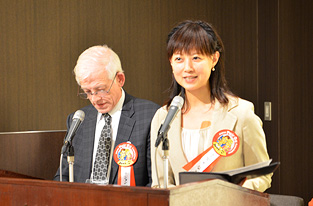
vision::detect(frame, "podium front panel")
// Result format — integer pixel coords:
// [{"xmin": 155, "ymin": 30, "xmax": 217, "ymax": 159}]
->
[
  {"xmin": 0, "ymin": 178, "xmax": 269, "ymax": 206},
  {"xmin": 0, "ymin": 178, "xmax": 169, "ymax": 206},
  {"xmin": 169, "ymin": 179, "xmax": 269, "ymax": 206}
]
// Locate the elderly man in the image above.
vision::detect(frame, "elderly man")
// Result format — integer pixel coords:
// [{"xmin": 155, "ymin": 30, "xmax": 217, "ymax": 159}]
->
[{"xmin": 54, "ymin": 45, "xmax": 159, "ymax": 186}]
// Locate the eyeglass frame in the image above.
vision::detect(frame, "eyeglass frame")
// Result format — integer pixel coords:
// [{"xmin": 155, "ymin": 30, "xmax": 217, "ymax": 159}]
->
[{"xmin": 77, "ymin": 72, "xmax": 118, "ymax": 99}]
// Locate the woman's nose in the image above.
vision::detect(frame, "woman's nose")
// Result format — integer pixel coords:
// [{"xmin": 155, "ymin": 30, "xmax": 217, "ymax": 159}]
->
[{"xmin": 183, "ymin": 59, "xmax": 193, "ymax": 72}]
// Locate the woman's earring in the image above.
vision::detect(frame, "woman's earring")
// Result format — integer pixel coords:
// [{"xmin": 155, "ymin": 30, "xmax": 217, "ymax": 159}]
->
[{"xmin": 212, "ymin": 67, "xmax": 215, "ymax": 71}]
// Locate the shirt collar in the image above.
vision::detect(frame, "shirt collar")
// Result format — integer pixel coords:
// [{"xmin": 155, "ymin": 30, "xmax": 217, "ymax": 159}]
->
[{"xmin": 97, "ymin": 89, "xmax": 125, "ymax": 120}]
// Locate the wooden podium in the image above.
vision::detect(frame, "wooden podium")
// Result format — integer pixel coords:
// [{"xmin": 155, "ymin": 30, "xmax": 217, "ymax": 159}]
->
[
  {"xmin": 0, "ymin": 130, "xmax": 270, "ymax": 205},
  {"xmin": 0, "ymin": 172, "xmax": 269, "ymax": 206},
  {"xmin": 0, "ymin": 130, "xmax": 66, "ymax": 180}
]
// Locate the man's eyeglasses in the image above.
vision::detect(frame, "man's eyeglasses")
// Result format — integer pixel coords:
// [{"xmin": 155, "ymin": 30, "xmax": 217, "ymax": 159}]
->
[{"xmin": 77, "ymin": 72, "xmax": 117, "ymax": 99}]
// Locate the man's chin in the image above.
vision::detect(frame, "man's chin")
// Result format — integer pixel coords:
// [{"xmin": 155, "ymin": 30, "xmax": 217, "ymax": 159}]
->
[{"xmin": 95, "ymin": 106, "xmax": 111, "ymax": 114}]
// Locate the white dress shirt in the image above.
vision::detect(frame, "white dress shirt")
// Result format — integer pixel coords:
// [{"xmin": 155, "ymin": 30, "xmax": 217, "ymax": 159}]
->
[{"xmin": 91, "ymin": 89, "xmax": 125, "ymax": 181}]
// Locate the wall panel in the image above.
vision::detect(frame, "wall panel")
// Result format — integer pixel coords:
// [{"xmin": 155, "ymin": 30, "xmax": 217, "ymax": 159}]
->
[
  {"xmin": 0, "ymin": 0, "xmax": 227, "ymax": 132},
  {"xmin": 279, "ymin": 0, "xmax": 313, "ymax": 203},
  {"xmin": 258, "ymin": 0, "xmax": 280, "ymax": 193}
]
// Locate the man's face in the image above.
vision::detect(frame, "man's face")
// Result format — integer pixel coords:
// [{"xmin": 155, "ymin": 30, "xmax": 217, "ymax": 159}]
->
[{"xmin": 80, "ymin": 70, "xmax": 124, "ymax": 114}]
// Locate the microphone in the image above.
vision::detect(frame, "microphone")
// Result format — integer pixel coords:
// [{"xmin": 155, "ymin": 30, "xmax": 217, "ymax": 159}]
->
[
  {"xmin": 61, "ymin": 110, "xmax": 85, "ymax": 154},
  {"xmin": 155, "ymin": 96, "xmax": 184, "ymax": 147}
]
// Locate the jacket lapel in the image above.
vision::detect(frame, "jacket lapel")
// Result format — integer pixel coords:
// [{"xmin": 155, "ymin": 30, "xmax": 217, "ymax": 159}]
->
[
  {"xmin": 110, "ymin": 93, "xmax": 135, "ymax": 183},
  {"xmin": 81, "ymin": 106, "xmax": 97, "ymax": 180},
  {"xmin": 208, "ymin": 99, "xmax": 238, "ymax": 143},
  {"xmin": 166, "ymin": 110, "xmax": 186, "ymax": 183},
  {"xmin": 167, "ymin": 98, "xmax": 239, "ymax": 184}
]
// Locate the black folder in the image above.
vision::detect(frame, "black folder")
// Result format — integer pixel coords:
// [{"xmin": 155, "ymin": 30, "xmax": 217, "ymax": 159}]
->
[{"xmin": 179, "ymin": 161, "xmax": 280, "ymax": 185}]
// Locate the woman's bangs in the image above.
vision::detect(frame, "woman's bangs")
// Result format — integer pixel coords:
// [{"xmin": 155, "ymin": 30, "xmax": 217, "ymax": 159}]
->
[{"xmin": 168, "ymin": 27, "xmax": 211, "ymax": 57}]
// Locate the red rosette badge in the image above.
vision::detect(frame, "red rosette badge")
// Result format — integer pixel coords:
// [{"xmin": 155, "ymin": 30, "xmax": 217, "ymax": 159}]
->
[
  {"xmin": 183, "ymin": 129, "xmax": 240, "ymax": 173},
  {"xmin": 212, "ymin": 129, "xmax": 239, "ymax": 157},
  {"xmin": 113, "ymin": 142, "xmax": 138, "ymax": 186}
]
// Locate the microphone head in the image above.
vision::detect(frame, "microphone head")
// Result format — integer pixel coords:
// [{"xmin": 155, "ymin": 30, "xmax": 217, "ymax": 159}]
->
[
  {"xmin": 171, "ymin": 96, "xmax": 184, "ymax": 110},
  {"xmin": 73, "ymin": 110, "xmax": 85, "ymax": 121}
]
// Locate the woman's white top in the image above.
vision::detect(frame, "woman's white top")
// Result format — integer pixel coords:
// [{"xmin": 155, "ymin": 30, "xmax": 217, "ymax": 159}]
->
[{"xmin": 181, "ymin": 127, "xmax": 211, "ymax": 162}]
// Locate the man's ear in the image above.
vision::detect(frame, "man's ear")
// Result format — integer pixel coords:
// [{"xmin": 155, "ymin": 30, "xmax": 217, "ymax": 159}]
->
[{"xmin": 116, "ymin": 72, "xmax": 125, "ymax": 87}]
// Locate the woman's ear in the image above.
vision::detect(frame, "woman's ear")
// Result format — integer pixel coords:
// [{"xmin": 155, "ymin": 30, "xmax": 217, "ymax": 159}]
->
[
  {"xmin": 169, "ymin": 57, "xmax": 173, "ymax": 66},
  {"xmin": 212, "ymin": 51, "xmax": 220, "ymax": 66}
]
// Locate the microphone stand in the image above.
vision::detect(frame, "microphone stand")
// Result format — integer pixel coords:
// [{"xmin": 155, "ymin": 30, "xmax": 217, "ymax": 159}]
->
[
  {"xmin": 162, "ymin": 134, "xmax": 169, "ymax": 189},
  {"xmin": 67, "ymin": 144, "xmax": 75, "ymax": 183}
]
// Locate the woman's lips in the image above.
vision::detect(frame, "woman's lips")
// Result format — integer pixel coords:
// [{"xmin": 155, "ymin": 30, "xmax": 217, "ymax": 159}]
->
[{"xmin": 184, "ymin": 76, "xmax": 197, "ymax": 82}]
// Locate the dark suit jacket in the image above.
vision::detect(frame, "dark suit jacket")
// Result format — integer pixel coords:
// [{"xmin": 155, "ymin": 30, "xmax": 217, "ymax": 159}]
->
[{"xmin": 54, "ymin": 92, "xmax": 160, "ymax": 186}]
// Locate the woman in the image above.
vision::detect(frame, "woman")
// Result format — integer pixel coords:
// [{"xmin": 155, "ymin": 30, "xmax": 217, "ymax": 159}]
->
[{"xmin": 150, "ymin": 20, "xmax": 272, "ymax": 192}]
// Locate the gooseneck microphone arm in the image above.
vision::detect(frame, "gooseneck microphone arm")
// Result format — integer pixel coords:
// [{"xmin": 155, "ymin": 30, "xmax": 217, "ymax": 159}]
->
[
  {"xmin": 61, "ymin": 110, "xmax": 85, "ymax": 155},
  {"xmin": 155, "ymin": 96, "xmax": 184, "ymax": 147},
  {"xmin": 162, "ymin": 135, "xmax": 170, "ymax": 188},
  {"xmin": 67, "ymin": 144, "xmax": 75, "ymax": 182},
  {"xmin": 154, "ymin": 96, "xmax": 184, "ymax": 188},
  {"xmin": 59, "ymin": 110, "xmax": 85, "ymax": 182}
]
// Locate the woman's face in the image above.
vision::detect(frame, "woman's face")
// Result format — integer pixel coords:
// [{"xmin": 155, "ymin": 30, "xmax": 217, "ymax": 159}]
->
[{"xmin": 170, "ymin": 50, "xmax": 219, "ymax": 93}]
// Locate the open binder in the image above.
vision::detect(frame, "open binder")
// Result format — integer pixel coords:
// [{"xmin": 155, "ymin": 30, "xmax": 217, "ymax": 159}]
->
[{"xmin": 179, "ymin": 160, "xmax": 280, "ymax": 185}]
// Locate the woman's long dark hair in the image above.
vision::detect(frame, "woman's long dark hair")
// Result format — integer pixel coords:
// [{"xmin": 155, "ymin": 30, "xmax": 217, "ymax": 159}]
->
[{"xmin": 166, "ymin": 20, "xmax": 235, "ymax": 108}]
